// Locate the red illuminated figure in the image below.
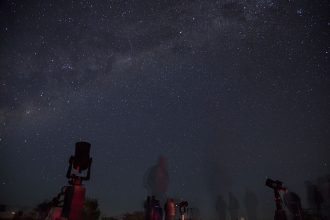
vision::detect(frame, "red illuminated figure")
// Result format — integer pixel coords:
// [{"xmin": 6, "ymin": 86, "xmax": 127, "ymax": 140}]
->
[
  {"xmin": 164, "ymin": 198, "xmax": 176, "ymax": 220},
  {"xmin": 144, "ymin": 156, "xmax": 169, "ymax": 204},
  {"xmin": 47, "ymin": 142, "xmax": 92, "ymax": 220}
]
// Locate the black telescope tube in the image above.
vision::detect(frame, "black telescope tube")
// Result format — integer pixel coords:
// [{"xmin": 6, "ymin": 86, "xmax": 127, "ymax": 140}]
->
[{"xmin": 73, "ymin": 141, "xmax": 91, "ymax": 172}]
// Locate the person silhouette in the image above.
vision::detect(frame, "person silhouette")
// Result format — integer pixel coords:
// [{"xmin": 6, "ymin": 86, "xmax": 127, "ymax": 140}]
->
[
  {"xmin": 216, "ymin": 195, "xmax": 227, "ymax": 220},
  {"xmin": 305, "ymin": 181, "xmax": 324, "ymax": 216},
  {"xmin": 164, "ymin": 198, "xmax": 176, "ymax": 220},
  {"xmin": 144, "ymin": 156, "xmax": 169, "ymax": 204},
  {"xmin": 283, "ymin": 191, "xmax": 303, "ymax": 220},
  {"xmin": 228, "ymin": 192, "xmax": 239, "ymax": 220},
  {"xmin": 244, "ymin": 188, "xmax": 258, "ymax": 220}
]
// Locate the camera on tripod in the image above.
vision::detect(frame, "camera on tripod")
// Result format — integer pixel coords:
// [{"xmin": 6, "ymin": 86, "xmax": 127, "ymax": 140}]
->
[
  {"xmin": 177, "ymin": 200, "xmax": 189, "ymax": 219},
  {"xmin": 266, "ymin": 178, "xmax": 287, "ymax": 192},
  {"xmin": 47, "ymin": 141, "xmax": 93, "ymax": 220},
  {"xmin": 177, "ymin": 201, "xmax": 188, "ymax": 208},
  {"xmin": 265, "ymin": 178, "xmax": 288, "ymax": 220}
]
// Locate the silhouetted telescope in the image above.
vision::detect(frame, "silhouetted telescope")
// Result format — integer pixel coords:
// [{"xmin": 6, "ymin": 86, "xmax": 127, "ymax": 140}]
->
[
  {"xmin": 72, "ymin": 141, "xmax": 91, "ymax": 172},
  {"xmin": 266, "ymin": 178, "xmax": 287, "ymax": 192},
  {"xmin": 178, "ymin": 201, "xmax": 189, "ymax": 220},
  {"xmin": 178, "ymin": 201, "xmax": 189, "ymax": 209},
  {"xmin": 48, "ymin": 141, "xmax": 93, "ymax": 220},
  {"xmin": 265, "ymin": 178, "xmax": 288, "ymax": 220}
]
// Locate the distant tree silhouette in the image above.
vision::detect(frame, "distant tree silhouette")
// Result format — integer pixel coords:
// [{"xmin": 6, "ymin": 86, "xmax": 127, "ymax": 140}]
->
[
  {"xmin": 11, "ymin": 210, "xmax": 36, "ymax": 220},
  {"xmin": 34, "ymin": 200, "xmax": 51, "ymax": 220},
  {"xmin": 83, "ymin": 198, "xmax": 101, "ymax": 220}
]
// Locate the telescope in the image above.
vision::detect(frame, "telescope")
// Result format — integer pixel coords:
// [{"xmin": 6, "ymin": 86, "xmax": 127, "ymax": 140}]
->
[
  {"xmin": 66, "ymin": 141, "xmax": 92, "ymax": 183},
  {"xmin": 265, "ymin": 178, "xmax": 288, "ymax": 220},
  {"xmin": 177, "ymin": 201, "xmax": 188, "ymax": 220},
  {"xmin": 178, "ymin": 201, "xmax": 188, "ymax": 209},
  {"xmin": 266, "ymin": 179, "xmax": 287, "ymax": 192},
  {"xmin": 48, "ymin": 141, "xmax": 93, "ymax": 220},
  {"xmin": 72, "ymin": 141, "xmax": 91, "ymax": 172}
]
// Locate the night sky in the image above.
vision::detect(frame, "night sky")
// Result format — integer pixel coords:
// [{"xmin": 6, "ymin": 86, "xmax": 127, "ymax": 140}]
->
[{"xmin": 0, "ymin": 0, "xmax": 329, "ymax": 219}]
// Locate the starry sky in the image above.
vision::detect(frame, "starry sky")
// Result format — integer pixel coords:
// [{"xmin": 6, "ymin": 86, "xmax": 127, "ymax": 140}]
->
[{"xmin": 0, "ymin": 0, "xmax": 329, "ymax": 219}]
